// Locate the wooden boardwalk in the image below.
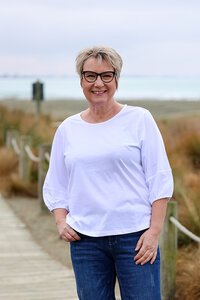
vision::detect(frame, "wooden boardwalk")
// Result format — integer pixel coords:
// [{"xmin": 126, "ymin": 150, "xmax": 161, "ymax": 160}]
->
[{"xmin": 0, "ymin": 196, "xmax": 77, "ymax": 300}]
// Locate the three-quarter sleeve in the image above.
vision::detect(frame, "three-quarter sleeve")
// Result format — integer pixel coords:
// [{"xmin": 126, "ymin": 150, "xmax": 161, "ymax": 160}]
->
[
  {"xmin": 43, "ymin": 127, "xmax": 69, "ymax": 212},
  {"xmin": 141, "ymin": 110, "xmax": 173, "ymax": 204}
]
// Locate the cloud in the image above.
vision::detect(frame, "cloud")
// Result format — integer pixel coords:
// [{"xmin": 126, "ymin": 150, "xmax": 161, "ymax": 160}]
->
[{"xmin": 0, "ymin": 0, "xmax": 200, "ymax": 75}]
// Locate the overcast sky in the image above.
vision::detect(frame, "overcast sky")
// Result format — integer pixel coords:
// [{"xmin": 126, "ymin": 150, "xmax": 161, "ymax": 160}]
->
[{"xmin": 1, "ymin": 0, "xmax": 200, "ymax": 76}]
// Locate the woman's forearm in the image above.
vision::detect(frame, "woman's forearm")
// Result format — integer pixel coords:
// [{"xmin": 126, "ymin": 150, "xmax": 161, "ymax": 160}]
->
[
  {"xmin": 150, "ymin": 198, "xmax": 169, "ymax": 236},
  {"xmin": 53, "ymin": 208, "xmax": 68, "ymax": 225}
]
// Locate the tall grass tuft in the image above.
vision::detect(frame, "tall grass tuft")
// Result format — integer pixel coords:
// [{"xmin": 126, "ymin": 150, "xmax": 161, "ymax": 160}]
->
[
  {"xmin": 159, "ymin": 116, "xmax": 200, "ymax": 299},
  {"xmin": 0, "ymin": 105, "xmax": 55, "ymax": 147},
  {"xmin": 159, "ymin": 116, "xmax": 200, "ymax": 242},
  {"xmin": 175, "ymin": 246, "xmax": 200, "ymax": 300},
  {"xmin": 0, "ymin": 147, "xmax": 18, "ymax": 196},
  {"xmin": 0, "ymin": 147, "xmax": 18, "ymax": 176},
  {"xmin": 0, "ymin": 105, "xmax": 55, "ymax": 196}
]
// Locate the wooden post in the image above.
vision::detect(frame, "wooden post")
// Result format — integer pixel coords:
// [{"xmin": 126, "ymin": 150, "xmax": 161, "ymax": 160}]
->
[
  {"xmin": 38, "ymin": 144, "xmax": 51, "ymax": 211},
  {"xmin": 32, "ymin": 80, "xmax": 44, "ymax": 116},
  {"xmin": 160, "ymin": 201, "xmax": 178, "ymax": 300},
  {"xmin": 19, "ymin": 135, "xmax": 32, "ymax": 181},
  {"xmin": 6, "ymin": 129, "xmax": 19, "ymax": 149}
]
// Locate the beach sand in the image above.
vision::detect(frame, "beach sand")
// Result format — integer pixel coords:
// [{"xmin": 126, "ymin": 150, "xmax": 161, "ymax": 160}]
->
[{"xmin": 1, "ymin": 98, "xmax": 200, "ymax": 120}]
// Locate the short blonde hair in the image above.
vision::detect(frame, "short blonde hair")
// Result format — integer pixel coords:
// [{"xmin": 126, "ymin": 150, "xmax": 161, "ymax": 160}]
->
[{"xmin": 75, "ymin": 46, "xmax": 123, "ymax": 80}]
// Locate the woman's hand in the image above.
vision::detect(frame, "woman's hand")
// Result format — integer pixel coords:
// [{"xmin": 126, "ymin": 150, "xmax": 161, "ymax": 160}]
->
[
  {"xmin": 134, "ymin": 198, "xmax": 168, "ymax": 265},
  {"xmin": 53, "ymin": 208, "xmax": 81, "ymax": 242},
  {"xmin": 56, "ymin": 218, "xmax": 81, "ymax": 242},
  {"xmin": 134, "ymin": 228, "xmax": 159, "ymax": 265}
]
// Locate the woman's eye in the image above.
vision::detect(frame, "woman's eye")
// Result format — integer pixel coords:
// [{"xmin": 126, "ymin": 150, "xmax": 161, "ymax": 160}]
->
[
  {"xmin": 87, "ymin": 75, "xmax": 95, "ymax": 79},
  {"xmin": 85, "ymin": 74, "xmax": 96, "ymax": 81},
  {"xmin": 102, "ymin": 75, "xmax": 112, "ymax": 80}
]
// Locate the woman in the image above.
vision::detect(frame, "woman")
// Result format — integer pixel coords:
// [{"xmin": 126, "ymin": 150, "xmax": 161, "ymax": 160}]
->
[{"xmin": 43, "ymin": 46, "xmax": 173, "ymax": 300}]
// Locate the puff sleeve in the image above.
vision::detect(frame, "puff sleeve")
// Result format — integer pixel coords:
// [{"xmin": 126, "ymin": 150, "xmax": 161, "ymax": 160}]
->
[
  {"xmin": 141, "ymin": 110, "xmax": 174, "ymax": 204},
  {"xmin": 43, "ymin": 127, "xmax": 69, "ymax": 212}
]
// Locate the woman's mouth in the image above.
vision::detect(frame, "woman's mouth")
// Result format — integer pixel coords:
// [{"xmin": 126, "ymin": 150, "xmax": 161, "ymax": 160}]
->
[{"xmin": 92, "ymin": 90, "xmax": 106, "ymax": 95}]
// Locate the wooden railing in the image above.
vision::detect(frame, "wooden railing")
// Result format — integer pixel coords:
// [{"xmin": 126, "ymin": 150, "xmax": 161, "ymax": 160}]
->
[{"xmin": 6, "ymin": 129, "xmax": 50, "ymax": 210}]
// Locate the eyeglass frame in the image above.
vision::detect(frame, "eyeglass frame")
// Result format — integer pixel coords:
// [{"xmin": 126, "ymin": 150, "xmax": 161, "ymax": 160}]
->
[{"xmin": 81, "ymin": 71, "xmax": 116, "ymax": 83}]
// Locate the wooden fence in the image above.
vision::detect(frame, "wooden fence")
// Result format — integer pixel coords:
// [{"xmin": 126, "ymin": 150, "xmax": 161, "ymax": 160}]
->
[
  {"xmin": 6, "ymin": 129, "xmax": 50, "ymax": 209},
  {"xmin": 5, "ymin": 129, "xmax": 200, "ymax": 300}
]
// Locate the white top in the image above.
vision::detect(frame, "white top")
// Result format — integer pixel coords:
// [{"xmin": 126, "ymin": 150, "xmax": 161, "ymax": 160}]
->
[{"xmin": 43, "ymin": 105, "xmax": 173, "ymax": 236}]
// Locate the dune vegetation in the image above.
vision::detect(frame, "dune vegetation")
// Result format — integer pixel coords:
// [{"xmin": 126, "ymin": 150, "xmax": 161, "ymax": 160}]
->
[{"xmin": 0, "ymin": 102, "xmax": 199, "ymax": 299}]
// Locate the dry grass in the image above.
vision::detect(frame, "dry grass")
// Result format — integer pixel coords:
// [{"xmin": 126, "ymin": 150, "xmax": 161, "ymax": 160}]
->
[
  {"xmin": 0, "ymin": 147, "xmax": 18, "ymax": 196},
  {"xmin": 158, "ymin": 115, "xmax": 200, "ymax": 299},
  {"xmin": 0, "ymin": 105, "xmax": 54, "ymax": 196},
  {"xmin": 175, "ymin": 245, "xmax": 200, "ymax": 300},
  {"xmin": 0, "ymin": 147, "xmax": 38, "ymax": 197},
  {"xmin": 0, "ymin": 104, "xmax": 55, "ymax": 147},
  {"xmin": 160, "ymin": 116, "xmax": 200, "ymax": 241},
  {"xmin": 0, "ymin": 147, "xmax": 18, "ymax": 176},
  {"xmin": 10, "ymin": 173, "xmax": 38, "ymax": 197}
]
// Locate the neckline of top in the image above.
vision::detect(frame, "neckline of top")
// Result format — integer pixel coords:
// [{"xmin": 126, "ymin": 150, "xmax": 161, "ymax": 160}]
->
[{"xmin": 78, "ymin": 104, "xmax": 128, "ymax": 126}]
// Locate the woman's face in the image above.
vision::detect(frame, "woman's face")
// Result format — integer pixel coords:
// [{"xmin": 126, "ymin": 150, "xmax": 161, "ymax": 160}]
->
[{"xmin": 80, "ymin": 57, "xmax": 117, "ymax": 106}]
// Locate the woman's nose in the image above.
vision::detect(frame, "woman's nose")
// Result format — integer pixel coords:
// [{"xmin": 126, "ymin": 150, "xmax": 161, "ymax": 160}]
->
[{"xmin": 94, "ymin": 75, "xmax": 104, "ymax": 86}]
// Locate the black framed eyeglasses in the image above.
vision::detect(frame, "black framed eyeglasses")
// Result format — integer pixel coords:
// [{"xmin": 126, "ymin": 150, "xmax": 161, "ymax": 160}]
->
[{"xmin": 82, "ymin": 71, "xmax": 116, "ymax": 83}]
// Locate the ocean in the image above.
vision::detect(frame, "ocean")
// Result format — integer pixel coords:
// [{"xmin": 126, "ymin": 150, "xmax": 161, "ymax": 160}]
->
[{"xmin": 0, "ymin": 76, "xmax": 200, "ymax": 101}]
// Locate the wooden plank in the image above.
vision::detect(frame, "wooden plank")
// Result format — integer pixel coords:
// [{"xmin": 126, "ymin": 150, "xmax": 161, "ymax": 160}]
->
[{"xmin": 0, "ymin": 197, "xmax": 77, "ymax": 300}]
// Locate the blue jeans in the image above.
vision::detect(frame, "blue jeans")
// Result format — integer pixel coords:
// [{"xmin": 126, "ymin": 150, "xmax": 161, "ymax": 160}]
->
[{"xmin": 70, "ymin": 230, "xmax": 161, "ymax": 300}]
